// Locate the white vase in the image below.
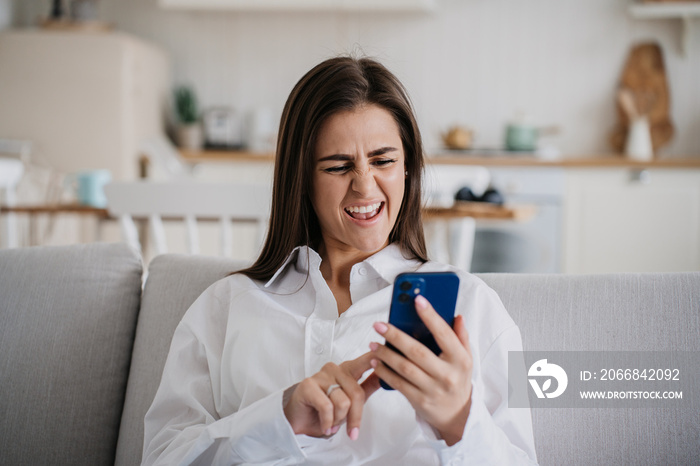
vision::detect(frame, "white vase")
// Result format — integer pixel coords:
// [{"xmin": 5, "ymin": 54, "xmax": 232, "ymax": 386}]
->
[
  {"xmin": 625, "ymin": 116, "xmax": 653, "ymax": 162},
  {"xmin": 177, "ymin": 124, "xmax": 203, "ymax": 151}
]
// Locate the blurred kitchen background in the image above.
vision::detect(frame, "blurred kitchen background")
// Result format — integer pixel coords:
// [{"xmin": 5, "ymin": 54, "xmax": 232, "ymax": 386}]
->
[{"xmin": 1, "ymin": 0, "xmax": 699, "ymax": 274}]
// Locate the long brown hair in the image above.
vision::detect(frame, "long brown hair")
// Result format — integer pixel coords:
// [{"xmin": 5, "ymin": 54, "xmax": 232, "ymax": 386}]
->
[{"xmin": 239, "ymin": 56, "xmax": 427, "ymax": 281}]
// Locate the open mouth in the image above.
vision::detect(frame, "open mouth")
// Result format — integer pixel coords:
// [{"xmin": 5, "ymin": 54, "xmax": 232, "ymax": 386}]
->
[{"xmin": 344, "ymin": 202, "xmax": 384, "ymax": 221}]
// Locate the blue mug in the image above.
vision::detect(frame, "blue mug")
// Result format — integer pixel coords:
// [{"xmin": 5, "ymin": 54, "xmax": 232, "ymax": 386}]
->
[{"xmin": 68, "ymin": 170, "xmax": 112, "ymax": 207}]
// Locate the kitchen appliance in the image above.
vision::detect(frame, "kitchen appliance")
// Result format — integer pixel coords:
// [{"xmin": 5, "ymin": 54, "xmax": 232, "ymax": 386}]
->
[{"xmin": 203, "ymin": 107, "xmax": 243, "ymax": 149}]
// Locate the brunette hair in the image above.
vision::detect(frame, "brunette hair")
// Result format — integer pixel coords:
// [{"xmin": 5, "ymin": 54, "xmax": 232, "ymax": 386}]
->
[{"xmin": 239, "ymin": 56, "xmax": 427, "ymax": 281}]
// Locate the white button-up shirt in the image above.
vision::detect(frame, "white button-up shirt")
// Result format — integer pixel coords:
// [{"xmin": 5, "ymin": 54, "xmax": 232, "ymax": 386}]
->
[{"xmin": 143, "ymin": 244, "xmax": 538, "ymax": 465}]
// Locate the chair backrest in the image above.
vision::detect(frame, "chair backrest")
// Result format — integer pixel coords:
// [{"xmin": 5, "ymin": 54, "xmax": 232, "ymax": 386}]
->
[
  {"xmin": 0, "ymin": 157, "xmax": 25, "ymax": 248},
  {"xmin": 104, "ymin": 181, "xmax": 271, "ymax": 258}
]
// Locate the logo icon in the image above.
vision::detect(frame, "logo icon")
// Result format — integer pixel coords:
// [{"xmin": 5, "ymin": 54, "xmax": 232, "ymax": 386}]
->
[{"xmin": 528, "ymin": 359, "xmax": 568, "ymax": 399}]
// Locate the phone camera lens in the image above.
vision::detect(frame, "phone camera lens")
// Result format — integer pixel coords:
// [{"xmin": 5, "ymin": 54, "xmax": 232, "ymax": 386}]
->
[
  {"xmin": 398, "ymin": 293, "xmax": 410, "ymax": 303},
  {"xmin": 400, "ymin": 281, "xmax": 412, "ymax": 291}
]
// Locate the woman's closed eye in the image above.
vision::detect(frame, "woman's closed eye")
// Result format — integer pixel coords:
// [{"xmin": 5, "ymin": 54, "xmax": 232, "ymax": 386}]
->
[
  {"xmin": 371, "ymin": 158, "xmax": 397, "ymax": 168},
  {"xmin": 322, "ymin": 159, "xmax": 397, "ymax": 175},
  {"xmin": 323, "ymin": 165, "xmax": 352, "ymax": 174}
]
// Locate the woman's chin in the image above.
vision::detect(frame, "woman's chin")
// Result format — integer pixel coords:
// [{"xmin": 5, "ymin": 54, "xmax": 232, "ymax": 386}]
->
[{"xmin": 350, "ymin": 237, "xmax": 390, "ymax": 255}]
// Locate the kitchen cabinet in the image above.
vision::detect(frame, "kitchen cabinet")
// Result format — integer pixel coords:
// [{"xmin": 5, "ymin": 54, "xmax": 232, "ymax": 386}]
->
[
  {"xmin": 0, "ymin": 31, "xmax": 168, "ymax": 180},
  {"xmin": 158, "ymin": 0, "xmax": 435, "ymax": 12},
  {"xmin": 628, "ymin": 2, "xmax": 700, "ymax": 57},
  {"xmin": 563, "ymin": 168, "xmax": 700, "ymax": 273}
]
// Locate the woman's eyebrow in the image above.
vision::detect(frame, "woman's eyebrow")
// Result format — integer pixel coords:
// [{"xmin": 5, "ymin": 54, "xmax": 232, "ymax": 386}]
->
[
  {"xmin": 369, "ymin": 146, "xmax": 398, "ymax": 157},
  {"xmin": 318, "ymin": 154, "xmax": 353, "ymax": 162},
  {"xmin": 317, "ymin": 146, "xmax": 398, "ymax": 163}
]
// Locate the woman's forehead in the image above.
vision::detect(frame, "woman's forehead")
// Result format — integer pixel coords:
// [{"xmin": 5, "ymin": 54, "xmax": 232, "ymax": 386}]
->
[{"xmin": 314, "ymin": 105, "xmax": 402, "ymax": 159}]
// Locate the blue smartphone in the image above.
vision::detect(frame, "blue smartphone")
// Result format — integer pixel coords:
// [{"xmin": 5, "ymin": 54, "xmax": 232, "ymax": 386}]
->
[{"xmin": 380, "ymin": 271, "xmax": 460, "ymax": 390}]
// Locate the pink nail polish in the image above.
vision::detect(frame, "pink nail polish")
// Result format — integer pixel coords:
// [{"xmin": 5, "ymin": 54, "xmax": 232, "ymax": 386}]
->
[
  {"xmin": 350, "ymin": 427, "xmax": 360, "ymax": 441},
  {"xmin": 415, "ymin": 295, "xmax": 428, "ymax": 310},
  {"xmin": 373, "ymin": 322, "xmax": 388, "ymax": 334},
  {"xmin": 370, "ymin": 359, "xmax": 378, "ymax": 368},
  {"xmin": 369, "ymin": 342, "xmax": 379, "ymax": 352},
  {"xmin": 324, "ymin": 428, "xmax": 332, "ymax": 436},
  {"xmin": 331, "ymin": 425, "xmax": 341, "ymax": 434}
]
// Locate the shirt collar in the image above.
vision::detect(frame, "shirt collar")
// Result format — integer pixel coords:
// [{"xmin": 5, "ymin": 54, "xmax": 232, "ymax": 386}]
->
[
  {"xmin": 264, "ymin": 246, "xmax": 322, "ymax": 288},
  {"xmin": 264, "ymin": 243, "xmax": 422, "ymax": 288},
  {"xmin": 361, "ymin": 243, "xmax": 423, "ymax": 286}
]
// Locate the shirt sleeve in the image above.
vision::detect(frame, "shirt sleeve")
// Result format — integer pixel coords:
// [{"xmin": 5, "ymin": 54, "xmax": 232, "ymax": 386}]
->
[
  {"xmin": 141, "ymin": 290, "xmax": 306, "ymax": 466},
  {"xmin": 419, "ymin": 325, "xmax": 538, "ymax": 465}
]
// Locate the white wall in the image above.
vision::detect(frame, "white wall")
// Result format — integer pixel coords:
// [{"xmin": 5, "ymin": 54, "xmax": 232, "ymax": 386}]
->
[{"xmin": 15, "ymin": 0, "xmax": 700, "ymax": 157}]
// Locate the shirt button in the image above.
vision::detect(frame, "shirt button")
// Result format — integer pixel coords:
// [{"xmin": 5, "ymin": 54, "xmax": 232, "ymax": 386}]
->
[
  {"xmin": 315, "ymin": 345, "xmax": 325, "ymax": 355},
  {"xmin": 358, "ymin": 267, "xmax": 367, "ymax": 276}
]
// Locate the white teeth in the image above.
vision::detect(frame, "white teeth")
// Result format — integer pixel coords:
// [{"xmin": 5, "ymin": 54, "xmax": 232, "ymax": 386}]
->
[{"xmin": 346, "ymin": 202, "xmax": 382, "ymax": 214}]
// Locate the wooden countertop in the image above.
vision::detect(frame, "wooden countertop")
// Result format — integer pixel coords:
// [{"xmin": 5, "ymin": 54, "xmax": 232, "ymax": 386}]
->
[
  {"xmin": 424, "ymin": 202, "xmax": 536, "ymax": 221},
  {"xmin": 2, "ymin": 202, "xmax": 533, "ymax": 221},
  {"xmin": 179, "ymin": 149, "xmax": 700, "ymax": 169}
]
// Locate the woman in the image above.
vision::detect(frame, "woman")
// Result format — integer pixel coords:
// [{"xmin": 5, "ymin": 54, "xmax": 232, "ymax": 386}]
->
[{"xmin": 143, "ymin": 56, "xmax": 537, "ymax": 465}]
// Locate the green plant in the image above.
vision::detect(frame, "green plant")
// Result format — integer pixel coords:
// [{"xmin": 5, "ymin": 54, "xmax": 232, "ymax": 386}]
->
[{"xmin": 174, "ymin": 86, "xmax": 199, "ymax": 124}]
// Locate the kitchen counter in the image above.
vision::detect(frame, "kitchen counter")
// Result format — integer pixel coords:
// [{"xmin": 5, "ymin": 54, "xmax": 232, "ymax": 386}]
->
[{"xmin": 179, "ymin": 149, "xmax": 700, "ymax": 169}]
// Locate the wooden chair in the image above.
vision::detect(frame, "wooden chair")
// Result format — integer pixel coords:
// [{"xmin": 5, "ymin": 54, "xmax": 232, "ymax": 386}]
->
[
  {"xmin": 103, "ymin": 181, "xmax": 271, "ymax": 258},
  {"xmin": 0, "ymin": 157, "xmax": 26, "ymax": 248},
  {"xmin": 423, "ymin": 165, "xmax": 491, "ymax": 272}
]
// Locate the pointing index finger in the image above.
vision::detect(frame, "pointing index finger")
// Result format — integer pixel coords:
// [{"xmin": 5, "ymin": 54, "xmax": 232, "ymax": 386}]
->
[{"xmin": 343, "ymin": 351, "xmax": 377, "ymax": 380}]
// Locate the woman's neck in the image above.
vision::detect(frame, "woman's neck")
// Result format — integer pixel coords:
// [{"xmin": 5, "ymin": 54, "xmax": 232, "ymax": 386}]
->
[
  {"xmin": 317, "ymin": 242, "xmax": 386, "ymax": 315},
  {"xmin": 318, "ymin": 246, "xmax": 366, "ymax": 290}
]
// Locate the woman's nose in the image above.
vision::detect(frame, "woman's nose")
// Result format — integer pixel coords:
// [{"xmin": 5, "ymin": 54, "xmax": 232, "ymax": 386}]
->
[{"xmin": 351, "ymin": 166, "xmax": 377, "ymax": 195}]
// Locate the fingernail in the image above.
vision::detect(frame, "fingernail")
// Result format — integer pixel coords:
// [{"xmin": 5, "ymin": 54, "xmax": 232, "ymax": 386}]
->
[
  {"xmin": 331, "ymin": 425, "xmax": 340, "ymax": 434},
  {"xmin": 324, "ymin": 428, "xmax": 332, "ymax": 436},
  {"xmin": 350, "ymin": 427, "xmax": 360, "ymax": 441},
  {"xmin": 369, "ymin": 342, "xmax": 379, "ymax": 352},
  {"xmin": 373, "ymin": 322, "xmax": 388, "ymax": 334},
  {"xmin": 370, "ymin": 359, "xmax": 378, "ymax": 368},
  {"xmin": 415, "ymin": 295, "xmax": 428, "ymax": 310}
]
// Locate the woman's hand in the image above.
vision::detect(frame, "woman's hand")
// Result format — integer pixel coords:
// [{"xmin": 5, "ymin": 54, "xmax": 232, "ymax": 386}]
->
[
  {"xmin": 283, "ymin": 351, "xmax": 380, "ymax": 440},
  {"xmin": 370, "ymin": 295, "xmax": 473, "ymax": 446}
]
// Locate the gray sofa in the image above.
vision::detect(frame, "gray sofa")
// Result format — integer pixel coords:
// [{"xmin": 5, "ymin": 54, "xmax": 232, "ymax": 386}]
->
[{"xmin": 0, "ymin": 243, "xmax": 698, "ymax": 465}]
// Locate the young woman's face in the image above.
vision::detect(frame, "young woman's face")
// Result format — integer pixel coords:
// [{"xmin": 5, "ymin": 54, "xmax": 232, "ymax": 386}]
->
[{"xmin": 311, "ymin": 104, "xmax": 406, "ymax": 258}]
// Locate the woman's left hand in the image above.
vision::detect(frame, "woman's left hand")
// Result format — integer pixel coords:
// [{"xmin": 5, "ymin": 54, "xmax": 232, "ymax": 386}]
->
[{"xmin": 370, "ymin": 294, "xmax": 473, "ymax": 446}]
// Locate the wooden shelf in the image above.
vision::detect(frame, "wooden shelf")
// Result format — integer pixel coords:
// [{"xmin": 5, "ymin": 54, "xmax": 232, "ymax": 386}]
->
[
  {"xmin": 178, "ymin": 149, "xmax": 700, "ymax": 169},
  {"xmin": 1, "ymin": 203, "xmax": 110, "ymax": 218},
  {"xmin": 180, "ymin": 149, "xmax": 274, "ymax": 162},
  {"xmin": 424, "ymin": 202, "xmax": 536, "ymax": 221},
  {"xmin": 427, "ymin": 154, "xmax": 700, "ymax": 168}
]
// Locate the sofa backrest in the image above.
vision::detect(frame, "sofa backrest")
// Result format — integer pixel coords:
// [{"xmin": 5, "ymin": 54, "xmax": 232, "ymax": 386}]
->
[
  {"xmin": 484, "ymin": 272, "xmax": 700, "ymax": 465},
  {"xmin": 118, "ymin": 252, "xmax": 700, "ymax": 466},
  {"xmin": 115, "ymin": 253, "xmax": 248, "ymax": 466},
  {"xmin": 0, "ymin": 243, "xmax": 142, "ymax": 466}
]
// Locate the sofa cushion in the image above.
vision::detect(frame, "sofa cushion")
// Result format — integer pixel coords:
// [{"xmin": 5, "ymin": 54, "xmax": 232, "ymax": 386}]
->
[
  {"xmin": 0, "ymin": 243, "xmax": 142, "ymax": 466},
  {"xmin": 116, "ymin": 254, "xmax": 700, "ymax": 465},
  {"xmin": 481, "ymin": 272, "xmax": 700, "ymax": 466},
  {"xmin": 115, "ymin": 254, "xmax": 247, "ymax": 466}
]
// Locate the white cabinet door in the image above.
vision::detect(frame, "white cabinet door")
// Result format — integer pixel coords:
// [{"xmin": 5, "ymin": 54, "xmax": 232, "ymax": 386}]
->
[{"xmin": 563, "ymin": 168, "xmax": 700, "ymax": 273}]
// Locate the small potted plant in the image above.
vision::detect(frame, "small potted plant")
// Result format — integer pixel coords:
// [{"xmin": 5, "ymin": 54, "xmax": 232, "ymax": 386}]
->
[{"xmin": 174, "ymin": 85, "xmax": 203, "ymax": 150}]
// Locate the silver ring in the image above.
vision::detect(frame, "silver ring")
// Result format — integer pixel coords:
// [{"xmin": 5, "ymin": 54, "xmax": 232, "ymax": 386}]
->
[{"xmin": 326, "ymin": 384, "xmax": 341, "ymax": 397}]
